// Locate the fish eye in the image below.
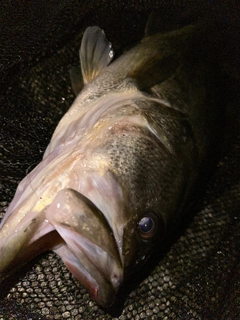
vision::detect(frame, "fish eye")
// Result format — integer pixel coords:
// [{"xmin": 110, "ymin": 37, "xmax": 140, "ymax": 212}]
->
[{"xmin": 138, "ymin": 211, "xmax": 158, "ymax": 239}]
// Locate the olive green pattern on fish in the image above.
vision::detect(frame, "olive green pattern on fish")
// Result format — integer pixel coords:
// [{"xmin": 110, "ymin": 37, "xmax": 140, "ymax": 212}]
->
[{"xmin": 0, "ymin": 23, "xmax": 224, "ymax": 307}]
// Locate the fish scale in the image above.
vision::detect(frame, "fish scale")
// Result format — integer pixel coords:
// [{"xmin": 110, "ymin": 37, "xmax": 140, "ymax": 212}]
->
[
  {"xmin": 1, "ymin": 1, "xmax": 239, "ymax": 318},
  {"xmin": 0, "ymin": 22, "xmax": 226, "ymax": 307}
]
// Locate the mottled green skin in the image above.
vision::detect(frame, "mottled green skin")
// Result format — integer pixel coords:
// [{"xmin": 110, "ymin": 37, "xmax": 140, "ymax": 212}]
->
[
  {"xmin": 0, "ymin": 25, "xmax": 224, "ymax": 306},
  {"xmin": 77, "ymin": 26, "xmax": 223, "ymax": 270}
]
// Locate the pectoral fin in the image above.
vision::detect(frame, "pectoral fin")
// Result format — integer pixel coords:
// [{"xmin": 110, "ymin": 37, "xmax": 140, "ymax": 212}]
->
[
  {"xmin": 80, "ymin": 26, "xmax": 114, "ymax": 84},
  {"xmin": 69, "ymin": 65, "xmax": 84, "ymax": 95}
]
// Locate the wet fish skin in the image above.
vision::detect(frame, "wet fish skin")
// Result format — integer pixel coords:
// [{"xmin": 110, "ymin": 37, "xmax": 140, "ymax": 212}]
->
[{"xmin": 0, "ymin": 24, "xmax": 224, "ymax": 306}]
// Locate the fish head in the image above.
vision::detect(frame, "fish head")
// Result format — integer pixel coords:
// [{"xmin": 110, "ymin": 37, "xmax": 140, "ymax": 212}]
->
[
  {"xmin": 57, "ymin": 112, "xmax": 186, "ymax": 306},
  {"xmin": 41, "ymin": 105, "xmax": 183, "ymax": 306},
  {"xmin": 0, "ymin": 24, "xmax": 199, "ymax": 307},
  {"xmin": 47, "ymin": 163, "xmax": 165, "ymax": 306},
  {"xmin": 0, "ymin": 106, "xmax": 190, "ymax": 307}
]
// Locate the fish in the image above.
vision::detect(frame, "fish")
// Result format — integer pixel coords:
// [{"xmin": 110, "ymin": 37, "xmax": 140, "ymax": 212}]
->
[{"xmin": 0, "ymin": 23, "xmax": 224, "ymax": 306}]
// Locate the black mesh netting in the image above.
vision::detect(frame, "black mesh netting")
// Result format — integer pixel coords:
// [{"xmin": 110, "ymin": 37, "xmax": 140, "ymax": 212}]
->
[{"xmin": 0, "ymin": 1, "xmax": 240, "ymax": 319}]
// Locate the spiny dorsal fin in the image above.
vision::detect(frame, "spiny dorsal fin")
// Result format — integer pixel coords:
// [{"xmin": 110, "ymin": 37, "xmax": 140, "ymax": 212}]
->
[
  {"xmin": 80, "ymin": 26, "xmax": 114, "ymax": 84},
  {"xmin": 127, "ymin": 24, "xmax": 196, "ymax": 90},
  {"xmin": 128, "ymin": 54, "xmax": 179, "ymax": 90}
]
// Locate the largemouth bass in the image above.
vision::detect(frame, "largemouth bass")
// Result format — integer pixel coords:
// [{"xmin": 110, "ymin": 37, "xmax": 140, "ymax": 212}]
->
[{"xmin": 0, "ymin": 24, "xmax": 224, "ymax": 306}]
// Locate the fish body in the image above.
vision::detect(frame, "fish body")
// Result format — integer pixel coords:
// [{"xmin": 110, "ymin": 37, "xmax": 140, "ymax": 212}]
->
[{"xmin": 0, "ymin": 24, "xmax": 224, "ymax": 306}]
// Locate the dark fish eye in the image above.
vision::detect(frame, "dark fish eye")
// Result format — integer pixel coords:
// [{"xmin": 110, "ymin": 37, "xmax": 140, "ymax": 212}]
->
[
  {"xmin": 138, "ymin": 212, "xmax": 158, "ymax": 239},
  {"xmin": 139, "ymin": 217, "xmax": 153, "ymax": 233}
]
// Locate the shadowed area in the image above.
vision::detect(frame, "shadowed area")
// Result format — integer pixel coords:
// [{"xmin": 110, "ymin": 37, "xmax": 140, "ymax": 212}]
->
[{"xmin": 0, "ymin": 0, "xmax": 240, "ymax": 319}]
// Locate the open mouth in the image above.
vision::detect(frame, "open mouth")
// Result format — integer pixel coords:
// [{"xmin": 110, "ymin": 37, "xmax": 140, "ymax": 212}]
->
[{"xmin": 0, "ymin": 187, "xmax": 124, "ymax": 307}]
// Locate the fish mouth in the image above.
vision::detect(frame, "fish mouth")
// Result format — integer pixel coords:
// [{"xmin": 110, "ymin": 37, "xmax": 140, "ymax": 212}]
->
[
  {"xmin": 0, "ymin": 188, "xmax": 123, "ymax": 307},
  {"xmin": 45, "ymin": 188, "xmax": 124, "ymax": 307}
]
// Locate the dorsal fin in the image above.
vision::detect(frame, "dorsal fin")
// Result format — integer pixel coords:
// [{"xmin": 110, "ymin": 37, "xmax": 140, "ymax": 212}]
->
[
  {"xmin": 80, "ymin": 26, "xmax": 114, "ymax": 84},
  {"xmin": 127, "ymin": 24, "xmax": 196, "ymax": 90}
]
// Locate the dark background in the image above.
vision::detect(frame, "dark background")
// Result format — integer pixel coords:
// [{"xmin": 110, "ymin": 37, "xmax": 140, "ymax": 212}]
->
[{"xmin": 0, "ymin": 1, "xmax": 239, "ymax": 319}]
